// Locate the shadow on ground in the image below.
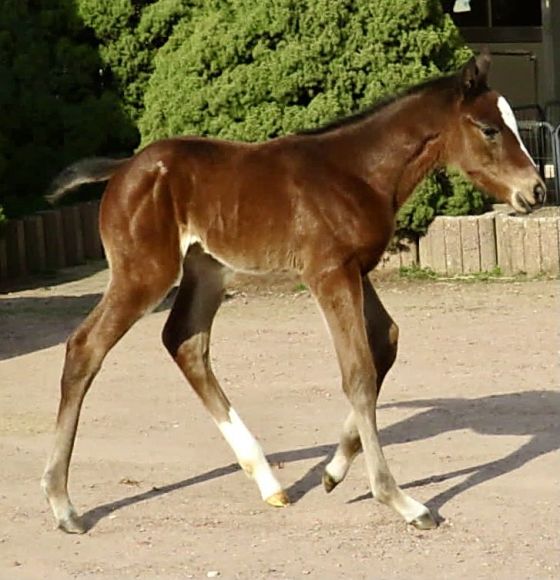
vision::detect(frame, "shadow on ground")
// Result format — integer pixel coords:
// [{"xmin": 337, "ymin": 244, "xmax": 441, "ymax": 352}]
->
[
  {"xmin": 80, "ymin": 390, "xmax": 559, "ymax": 532},
  {"xmin": 0, "ymin": 289, "xmax": 178, "ymax": 361},
  {"xmin": 0, "ymin": 261, "xmax": 109, "ymax": 294}
]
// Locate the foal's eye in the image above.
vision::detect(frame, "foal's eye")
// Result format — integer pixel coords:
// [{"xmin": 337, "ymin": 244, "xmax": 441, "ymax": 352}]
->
[{"xmin": 480, "ymin": 125, "xmax": 499, "ymax": 139}]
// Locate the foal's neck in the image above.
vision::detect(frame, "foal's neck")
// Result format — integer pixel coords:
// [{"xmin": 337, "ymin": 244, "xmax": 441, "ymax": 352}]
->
[{"xmin": 325, "ymin": 88, "xmax": 453, "ymax": 211}]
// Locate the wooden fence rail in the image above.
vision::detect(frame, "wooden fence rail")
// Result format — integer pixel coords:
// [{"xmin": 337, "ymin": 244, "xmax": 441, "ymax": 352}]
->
[{"xmin": 0, "ymin": 200, "xmax": 102, "ymax": 285}]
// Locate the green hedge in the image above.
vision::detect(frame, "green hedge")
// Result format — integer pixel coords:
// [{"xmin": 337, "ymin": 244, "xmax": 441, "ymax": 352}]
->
[
  {"xmin": 140, "ymin": 0, "xmax": 470, "ymax": 143},
  {"xmin": 76, "ymin": 0, "xmax": 197, "ymax": 122},
  {"xmin": 397, "ymin": 170, "xmax": 490, "ymax": 239},
  {"xmin": 0, "ymin": 0, "xmax": 137, "ymax": 218}
]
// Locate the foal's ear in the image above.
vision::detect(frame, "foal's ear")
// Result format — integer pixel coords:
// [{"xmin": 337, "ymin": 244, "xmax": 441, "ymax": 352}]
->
[{"xmin": 460, "ymin": 48, "xmax": 491, "ymax": 95}]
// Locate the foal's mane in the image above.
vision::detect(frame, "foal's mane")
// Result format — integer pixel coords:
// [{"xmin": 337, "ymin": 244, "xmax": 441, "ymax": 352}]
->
[{"xmin": 298, "ymin": 74, "xmax": 460, "ymax": 136}]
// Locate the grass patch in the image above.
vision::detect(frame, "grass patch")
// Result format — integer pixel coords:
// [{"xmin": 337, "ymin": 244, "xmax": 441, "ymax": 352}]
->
[
  {"xmin": 398, "ymin": 265, "xmax": 437, "ymax": 280},
  {"xmin": 462, "ymin": 266, "xmax": 503, "ymax": 281},
  {"xmin": 396, "ymin": 265, "xmax": 548, "ymax": 283},
  {"xmin": 292, "ymin": 282, "xmax": 308, "ymax": 293}
]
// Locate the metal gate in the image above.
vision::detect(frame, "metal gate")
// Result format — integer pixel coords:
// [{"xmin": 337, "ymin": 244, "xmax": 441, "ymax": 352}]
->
[
  {"xmin": 517, "ymin": 120, "xmax": 560, "ymax": 205},
  {"xmin": 554, "ymin": 124, "xmax": 560, "ymax": 205}
]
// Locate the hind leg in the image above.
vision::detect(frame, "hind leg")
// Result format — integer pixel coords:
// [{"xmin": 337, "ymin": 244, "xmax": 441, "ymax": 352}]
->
[
  {"xmin": 162, "ymin": 249, "xmax": 286, "ymax": 506},
  {"xmin": 322, "ymin": 278, "xmax": 402, "ymax": 493},
  {"xmin": 42, "ymin": 264, "xmax": 178, "ymax": 533}
]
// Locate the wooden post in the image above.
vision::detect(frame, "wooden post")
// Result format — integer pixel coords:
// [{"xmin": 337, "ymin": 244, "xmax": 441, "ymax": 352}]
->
[
  {"xmin": 23, "ymin": 214, "xmax": 47, "ymax": 273},
  {"xmin": 540, "ymin": 217, "xmax": 560, "ymax": 275},
  {"xmin": 460, "ymin": 216, "xmax": 480, "ymax": 274},
  {"xmin": 419, "ymin": 217, "xmax": 446, "ymax": 274},
  {"xmin": 509, "ymin": 217, "xmax": 526, "ymax": 274},
  {"xmin": 443, "ymin": 217, "xmax": 462, "ymax": 275},
  {"xmin": 39, "ymin": 209, "xmax": 66, "ymax": 270},
  {"xmin": 524, "ymin": 219, "xmax": 542, "ymax": 277},
  {"xmin": 496, "ymin": 213, "xmax": 513, "ymax": 275},
  {"xmin": 478, "ymin": 213, "xmax": 497, "ymax": 272},
  {"xmin": 61, "ymin": 205, "xmax": 85, "ymax": 265},
  {"xmin": 79, "ymin": 201, "xmax": 103, "ymax": 259},
  {"xmin": 5, "ymin": 220, "xmax": 27, "ymax": 278}
]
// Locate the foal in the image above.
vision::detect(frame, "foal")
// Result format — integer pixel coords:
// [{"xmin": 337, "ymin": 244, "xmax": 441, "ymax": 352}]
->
[{"xmin": 42, "ymin": 52, "xmax": 543, "ymax": 533}]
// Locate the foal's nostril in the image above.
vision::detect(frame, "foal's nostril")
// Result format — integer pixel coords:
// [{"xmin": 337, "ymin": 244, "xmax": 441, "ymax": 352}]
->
[{"xmin": 533, "ymin": 183, "xmax": 546, "ymax": 205}]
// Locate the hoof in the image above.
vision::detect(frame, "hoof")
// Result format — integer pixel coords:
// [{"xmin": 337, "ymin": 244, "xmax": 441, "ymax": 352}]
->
[
  {"xmin": 265, "ymin": 491, "xmax": 290, "ymax": 508},
  {"xmin": 322, "ymin": 470, "xmax": 339, "ymax": 494},
  {"xmin": 57, "ymin": 513, "xmax": 87, "ymax": 534},
  {"xmin": 409, "ymin": 510, "xmax": 438, "ymax": 530}
]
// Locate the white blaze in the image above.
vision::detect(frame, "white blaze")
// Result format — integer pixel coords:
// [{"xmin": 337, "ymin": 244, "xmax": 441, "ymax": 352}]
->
[{"xmin": 497, "ymin": 96, "xmax": 536, "ymax": 166}]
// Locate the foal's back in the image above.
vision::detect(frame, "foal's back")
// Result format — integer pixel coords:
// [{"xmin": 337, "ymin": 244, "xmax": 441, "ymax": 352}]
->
[{"xmin": 100, "ymin": 135, "xmax": 393, "ymax": 275}]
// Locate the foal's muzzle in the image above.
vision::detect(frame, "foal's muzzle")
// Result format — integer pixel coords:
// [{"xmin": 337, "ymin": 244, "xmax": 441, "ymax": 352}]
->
[
  {"xmin": 533, "ymin": 183, "xmax": 546, "ymax": 205},
  {"xmin": 511, "ymin": 179, "xmax": 546, "ymax": 214}
]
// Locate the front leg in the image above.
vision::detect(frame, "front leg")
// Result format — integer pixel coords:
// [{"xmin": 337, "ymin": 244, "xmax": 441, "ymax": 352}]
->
[
  {"xmin": 306, "ymin": 265, "xmax": 436, "ymax": 529},
  {"xmin": 324, "ymin": 276, "xmax": 399, "ymax": 493}
]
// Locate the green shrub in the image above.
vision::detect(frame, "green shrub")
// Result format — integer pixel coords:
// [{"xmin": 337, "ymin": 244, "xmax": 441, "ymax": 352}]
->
[
  {"xmin": 76, "ymin": 0, "xmax": 198, "ymax": 122},
  {"xmin": 1, "ymin": 0, "xmax": 487, "ymax": 233},
  {"xmin": 0, "ymin": 0, "xmax": 137, "ymax": 218},
  {"xmin": 140, "ymin": 0, "xmax": 471, "ymax": 143},
  {"xmin": 396, "ymin": 169, "xmax": 490, "ymax": 239}
]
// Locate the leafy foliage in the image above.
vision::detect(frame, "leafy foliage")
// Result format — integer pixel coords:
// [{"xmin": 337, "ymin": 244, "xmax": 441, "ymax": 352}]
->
[
  {"xmin": 0, "ymin": 0, "xmax": 137, "ymax": 217},
  {"xmin": 1, "ymin": 0, "xmax": 487, "ymax": 233},
  {"xmin": 76, "ymin": 0, "xmax": 198, "ymax": 122},
  {"xmin": 140, "ymin": 0, "xmax": 471, "ymax": 143},
  {"xmin": 396, "ymin": 169, "xmax": 490, "ymax": 238}
]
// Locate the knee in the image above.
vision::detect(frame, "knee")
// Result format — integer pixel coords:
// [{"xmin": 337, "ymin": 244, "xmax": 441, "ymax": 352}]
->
[
  {"xmin": 66, "ymin": 329, "xmax": 86, "ymax": 357},
  {"xmin": 62, "ymin": 331, "xmax": 100, "ymax": 383},
  {"xmin": 342, "ymin": 370, "xmax": 378, "ymax": 405}
]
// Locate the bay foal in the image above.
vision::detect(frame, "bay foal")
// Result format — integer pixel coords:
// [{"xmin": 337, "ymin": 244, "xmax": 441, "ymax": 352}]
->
[{"xmin": 42, "ymin": 53, "xmax": 544, "ymax": 533}]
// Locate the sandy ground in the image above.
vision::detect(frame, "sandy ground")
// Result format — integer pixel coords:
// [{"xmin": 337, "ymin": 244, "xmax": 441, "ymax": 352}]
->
[{"xmin": 0, "ymin": 265, "xmax": 559, "ymax": 579}]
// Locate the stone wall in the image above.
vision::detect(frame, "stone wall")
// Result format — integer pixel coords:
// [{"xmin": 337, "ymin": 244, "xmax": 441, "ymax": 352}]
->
[{"xmin": 381, "ymin": 207, "xmax": 560, "ymax": 276}]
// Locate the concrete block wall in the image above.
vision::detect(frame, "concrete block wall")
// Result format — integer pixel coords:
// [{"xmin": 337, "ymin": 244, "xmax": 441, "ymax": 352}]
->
[
  {"xmin": 386, "ymin": 208, "xmax": 560, "ymax": 276},
  {"xmin": 419, "ymin": 213, "xmax": 499, "ymax": 275},
  {"xmin": 495, "ymin": 212, "xmax": 560, "ymax": 276}
]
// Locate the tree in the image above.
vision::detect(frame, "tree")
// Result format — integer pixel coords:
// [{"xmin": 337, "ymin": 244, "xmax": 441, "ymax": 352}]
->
[
  {"xmin": 76, "ymin": 0, "xmax": 198, "ymax": 122},
  {"xmin": 0, "ymin": 0, "xmax": 136, "ymax": 218},
  {"xmin": 140, "ymin": 0, "xmax": 470, "ymax": 143}
]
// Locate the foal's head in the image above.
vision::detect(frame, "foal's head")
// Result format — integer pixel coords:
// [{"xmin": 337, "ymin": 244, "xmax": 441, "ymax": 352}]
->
[{"xmin": 444, "ymin": 51, "xmax": 545, "ymax": 213}]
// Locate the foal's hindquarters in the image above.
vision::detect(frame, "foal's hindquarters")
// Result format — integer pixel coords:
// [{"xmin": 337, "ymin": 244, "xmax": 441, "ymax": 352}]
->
[{"xmin": 41, "ymin": 163, "xmax": 286, "ymax": 533}]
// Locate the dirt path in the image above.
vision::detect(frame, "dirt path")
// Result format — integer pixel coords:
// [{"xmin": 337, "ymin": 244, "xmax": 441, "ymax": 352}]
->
[{"xmin": 1, "ymin": 266, "xmax": 559, "ymax": 579}]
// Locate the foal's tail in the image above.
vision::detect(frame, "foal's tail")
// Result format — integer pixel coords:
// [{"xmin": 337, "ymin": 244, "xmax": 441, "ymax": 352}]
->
[{"xmin": 46, "ymin": 157, "xmax": 130, "ymax": 204}]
